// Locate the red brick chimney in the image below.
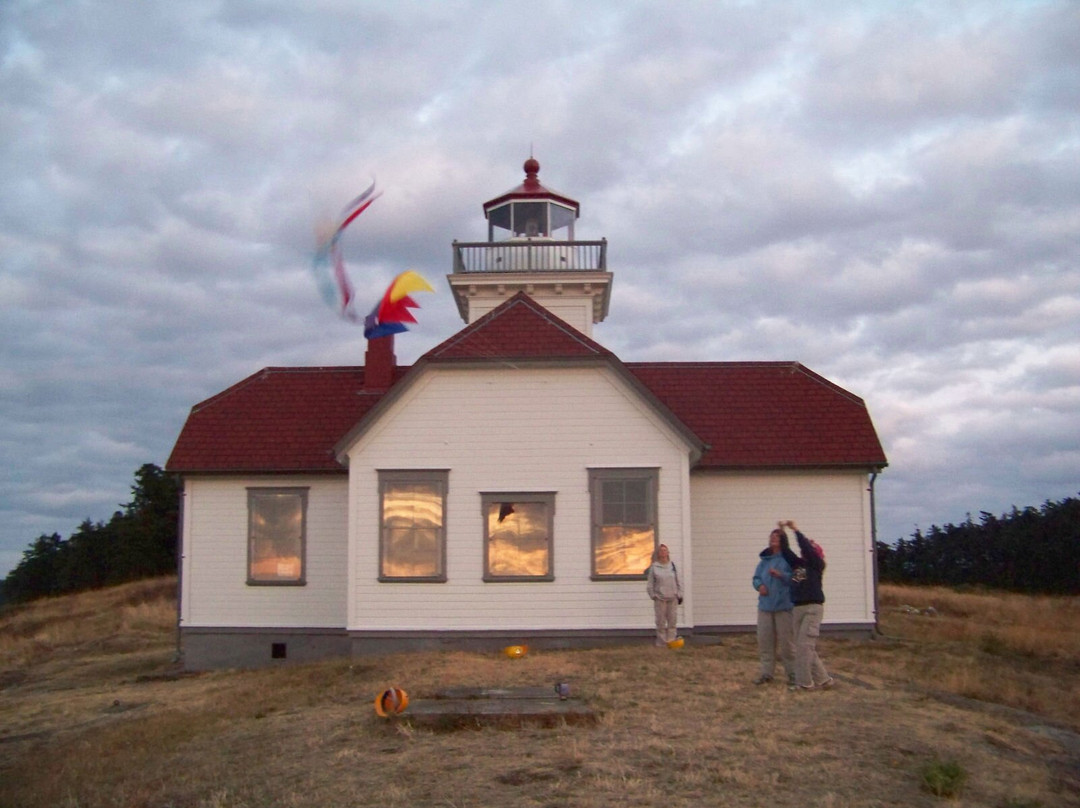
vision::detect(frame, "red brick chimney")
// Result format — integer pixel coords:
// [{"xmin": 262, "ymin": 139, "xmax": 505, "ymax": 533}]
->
[{"xmin": 364, "ymin": 335, "xmax": 396, "ymax": 390}]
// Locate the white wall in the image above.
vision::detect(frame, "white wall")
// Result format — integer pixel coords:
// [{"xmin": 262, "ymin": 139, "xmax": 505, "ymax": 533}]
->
[
  {"xmin": 180, "ymin": 475, "xmax": 348, "ymax": 628},
  {"xmin": 344, "ymin": 365, "xmax": 695, "ymax": 632},
  {"xmin": 690, "ymin": 470, "xmax": 875, "ymax": 628}
]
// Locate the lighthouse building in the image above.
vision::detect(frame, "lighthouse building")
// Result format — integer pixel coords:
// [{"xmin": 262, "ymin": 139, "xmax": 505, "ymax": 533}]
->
[{"xmin": 167, "ymin": 158, "xmax": 887, "ymax": 669}]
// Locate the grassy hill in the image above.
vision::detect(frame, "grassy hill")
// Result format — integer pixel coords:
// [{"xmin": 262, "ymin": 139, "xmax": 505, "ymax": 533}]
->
[{"xmin": 1, "ymin": 579, "xmax": 1078, "ymax": 807}]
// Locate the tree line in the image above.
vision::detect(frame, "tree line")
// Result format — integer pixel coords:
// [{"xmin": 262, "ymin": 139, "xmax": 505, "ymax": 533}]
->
[
  {"xmin": 876, "ymin": 495, "xmax": 1080, "ymax": 595},
  {"xmin": 1, "ymin": 464, "xmax": 179, "ymax": 605}
]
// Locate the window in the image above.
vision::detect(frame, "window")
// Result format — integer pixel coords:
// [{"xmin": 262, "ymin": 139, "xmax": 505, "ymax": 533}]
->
[
  {"xmin": 482, "ymin": 493, "xmax": 555, "ymax": 581},
  {"xmin": 248, "ymin": 488, "xmax": 307, "ymax": 585},
  {"xmin": 589, "ymin": 469, "xmax": 658, "ymax": 579},
  {"xmin": 379, "ymin": 471, "xmax": 448, "ymax": 582}
]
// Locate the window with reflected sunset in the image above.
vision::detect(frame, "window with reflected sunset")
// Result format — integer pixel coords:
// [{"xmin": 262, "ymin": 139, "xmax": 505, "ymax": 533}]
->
[
  {"xmin": 589, "ymin": 469, "xmax": 658, "ymax": 578},
  {"xmin": 247, "ymin": 488, "xmax": 307, "ymax": 584},
  {"xmin": 482, "ymin": 493, "xmax": 555, "ymax": 581},
  {"xmin": 379, "ymin": 471, "xmax": 447, "ymax": 581}
]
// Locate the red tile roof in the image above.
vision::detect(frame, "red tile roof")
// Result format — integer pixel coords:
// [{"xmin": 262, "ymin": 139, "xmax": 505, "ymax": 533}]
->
[
  {"xmin": 627, "ymin": 362, "xmax": 887, "ymax": 468},
  {"xmin": 166, "ymin": 367, "xmax": 393, "ymax": 473},
  {"xmin": 166, "ymin": 295, "xmax": 886, "ymax": 473},
  {"xmin": 422, "ymin": 293, "xmax": 613, "ymax": 361}
]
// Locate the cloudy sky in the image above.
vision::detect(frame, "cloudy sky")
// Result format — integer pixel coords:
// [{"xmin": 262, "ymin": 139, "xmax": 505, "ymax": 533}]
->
[{"xmin": 2, "ymin": 1, "xmax": 1078, "ymax": 577}]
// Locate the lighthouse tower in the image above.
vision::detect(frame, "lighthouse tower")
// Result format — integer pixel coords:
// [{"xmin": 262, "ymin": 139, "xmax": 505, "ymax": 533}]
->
[{"xmin": 448, "ymin": 157, "xmax": 612, "ymax": 337}]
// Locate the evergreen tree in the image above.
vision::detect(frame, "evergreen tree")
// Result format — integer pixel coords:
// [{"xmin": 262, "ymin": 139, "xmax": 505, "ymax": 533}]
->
[
  {"xmin": 1, "ymin": 464, "xmax": 179, "ymax": 604},
  {"xmin": 878, "ymin": 495, "xmax": 1080, "ymax": 594}
]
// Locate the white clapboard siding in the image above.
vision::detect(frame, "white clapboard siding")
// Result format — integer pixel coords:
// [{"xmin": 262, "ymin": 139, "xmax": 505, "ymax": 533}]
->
[
  {"xmin": 344, "ymin": 365, "xmax": 696, "ymax": 632},
  {"xmin": 690, "ymin": 470, "xmax": 875, "ymax": 627},
  {"xmin": 180, "ymin": 475, "xmax": 348, "ymax": 628}
]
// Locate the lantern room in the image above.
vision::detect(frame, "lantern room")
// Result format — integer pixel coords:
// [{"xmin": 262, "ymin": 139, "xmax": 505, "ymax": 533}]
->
[{"xmin": 483, "ymin": 157, "xmax": 579, "ymax": 241}]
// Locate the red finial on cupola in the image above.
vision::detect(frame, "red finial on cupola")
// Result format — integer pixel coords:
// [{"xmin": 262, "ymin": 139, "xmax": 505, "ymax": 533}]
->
[{"xmin": 523, "ymin": 157, "xmax": 541, "ymax": 189}]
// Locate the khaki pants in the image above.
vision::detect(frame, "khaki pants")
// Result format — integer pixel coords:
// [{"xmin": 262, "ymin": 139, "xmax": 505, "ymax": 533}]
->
[
  {"xmin": 756, "ymin": 609, "xmax": 795, "ymax": 680},
  {"xmin": 793, "ymin": 603, "xmax": 830, "ymax": 687},
  {"xmin": 653, "ymin": 598, "xmax": 678, "ymax": 644}
]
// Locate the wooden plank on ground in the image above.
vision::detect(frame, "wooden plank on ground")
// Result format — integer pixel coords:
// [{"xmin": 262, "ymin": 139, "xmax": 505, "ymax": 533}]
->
[
  {"xmin": 401, "ymin": 696, "xmax": 600, "ymax": 730},
  {"xmin": 433, "ymin": 686, "xmax": 562, "ymax": 700}
]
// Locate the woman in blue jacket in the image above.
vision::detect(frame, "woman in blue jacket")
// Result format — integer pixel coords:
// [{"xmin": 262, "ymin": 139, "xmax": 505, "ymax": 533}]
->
[{"xmin": 751, "ymin": 527, "xmax": 795, "ymax": 685}]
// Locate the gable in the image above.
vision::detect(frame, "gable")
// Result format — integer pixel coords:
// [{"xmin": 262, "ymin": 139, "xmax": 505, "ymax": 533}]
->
[
  {"xmin": 423, "ymin": 292, "xmax": 612, "ymax": 361},
  {"xmin": 333, "ymin": 295, "xmax": 704, "ymax": 462}
]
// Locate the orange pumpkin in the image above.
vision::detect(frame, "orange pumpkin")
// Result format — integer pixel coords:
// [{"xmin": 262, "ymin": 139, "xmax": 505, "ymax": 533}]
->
[{"xmin": 374, "ymin": 687, "xmax": 409, "ymax": 717}]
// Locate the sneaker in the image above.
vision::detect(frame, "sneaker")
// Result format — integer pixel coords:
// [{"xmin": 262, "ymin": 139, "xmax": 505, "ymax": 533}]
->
[
  {"xmin": 753, "ymin": 675, "xmax": 772, "ymax": 685},
  {"xmin": 817, "ymin": 677, "xmax": 836, "ymax": 690},
  {"xmin": 788, "ymin": 683, "xmax": 814, "ymax": 692}
]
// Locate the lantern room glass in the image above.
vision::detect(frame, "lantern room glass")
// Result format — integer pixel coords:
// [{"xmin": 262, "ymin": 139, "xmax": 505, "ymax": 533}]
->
[{"xmin": 487, "ymin": 200, "xmax": 575, "ymax": 241}]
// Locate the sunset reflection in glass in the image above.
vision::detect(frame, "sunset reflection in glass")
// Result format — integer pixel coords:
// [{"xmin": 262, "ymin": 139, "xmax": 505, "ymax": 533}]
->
[
  {"xmin": 590, "ymin": 469, "xmax": 658, "ymax": 577},
  {"xmin": 594, "ymin": 526, "xmax": 655, "ymax": 576},
  {"xmin": 249, "ymin": 490, "xmax": 304, "ymax": 582},
  {"xmin": 486, "ymin": 501, "xmax": 551, "ymax": 578},
  {"xmin": 381, "ymin": 481, "xmax": 444, "ymax": 578}
]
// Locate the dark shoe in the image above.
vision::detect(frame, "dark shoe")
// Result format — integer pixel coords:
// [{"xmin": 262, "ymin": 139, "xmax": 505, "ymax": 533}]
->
[{"xmin": 753, "ymin": 675, "xmax": 772, "ymax": 685}]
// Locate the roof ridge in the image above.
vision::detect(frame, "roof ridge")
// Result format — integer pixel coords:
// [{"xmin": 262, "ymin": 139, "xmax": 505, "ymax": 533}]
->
[
  {"xmin": 189, "ymin": 369, "xmax": 270, "ymax": 414},
  {"xmin": 626, "ymin": 360, "xmax": 798, "ymax": 368},
  {"xmin": 260, "ymin": 365, "xmax": 366, "ymax": 372},
  {"xmin": 423, "ymin": 292, "xmax": 610, "ymax": 360},
  {"xmin": 789, "ymin": 364, "xmax": 868, "ymax": 406},
  {"xmin": 190, "ymin": 365, "xmax": 369, "ymax": 414}
]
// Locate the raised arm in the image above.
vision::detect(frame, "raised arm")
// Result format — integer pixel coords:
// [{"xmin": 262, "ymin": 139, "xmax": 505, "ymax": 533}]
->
[
  {"xmin": 795, "ymin": 531, "xmax": 824, "ymax": 572},
  {"xmin": 778, "ymin": 527, "xmax": 800, "ymax": 568}
]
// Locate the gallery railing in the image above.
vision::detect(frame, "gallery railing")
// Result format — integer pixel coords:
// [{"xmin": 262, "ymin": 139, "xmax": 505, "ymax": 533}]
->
[{"xmin": 452, "ymin": 239, "xmax": 607, "ymax": 274}]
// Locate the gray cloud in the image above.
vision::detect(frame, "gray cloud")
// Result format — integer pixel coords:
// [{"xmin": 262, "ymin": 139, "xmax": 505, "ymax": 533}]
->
[{"xmin": 1, "ymin": 0, "xmax": 1078, "ymax": 575}]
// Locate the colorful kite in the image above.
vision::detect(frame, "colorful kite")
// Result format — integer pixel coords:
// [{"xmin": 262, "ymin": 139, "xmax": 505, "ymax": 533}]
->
[
  {"xmin": 313, "ymin": 180, "xmax": 382, "ymax": 321},
  {"xmin": 363, "ymin": 270, "xmax": 434, "ymax": 339}
]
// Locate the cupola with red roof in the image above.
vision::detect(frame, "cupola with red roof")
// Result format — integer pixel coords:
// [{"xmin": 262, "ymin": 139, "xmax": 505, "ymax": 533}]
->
[
  {"xmin": 449, "ymin": 157, "xmax": 612, "ymax": 337},
  {"xmin": 482, "ymin": 156, "xmax": 580, "ymax": 240}
]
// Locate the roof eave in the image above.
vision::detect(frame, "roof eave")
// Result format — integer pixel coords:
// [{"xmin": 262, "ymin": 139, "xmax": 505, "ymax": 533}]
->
[
  {"xmin": 691, "ymin": 461, "xmax": 889, "ymax": 472},
  {"xmin": 166, "ymin": 466, "xmax": 349, "ymax": 476}
]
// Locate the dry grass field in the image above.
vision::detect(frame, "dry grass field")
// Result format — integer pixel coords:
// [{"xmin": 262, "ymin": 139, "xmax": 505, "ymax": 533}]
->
[{"xmin": 1, "ymin": 578, "xmax": 1078, "ymax": 807}]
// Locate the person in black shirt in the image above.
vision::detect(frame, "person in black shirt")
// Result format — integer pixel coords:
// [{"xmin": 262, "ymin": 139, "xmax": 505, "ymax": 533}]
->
[{"xmin": 779, "ymin": 520, "xmax": 835, "ymax": 691}]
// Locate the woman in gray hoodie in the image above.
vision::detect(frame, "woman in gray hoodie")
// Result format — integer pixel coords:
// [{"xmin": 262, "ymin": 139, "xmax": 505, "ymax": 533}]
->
[{"xmin": 646, "ymin": 544, "xmax": 683, "ymax": 646}]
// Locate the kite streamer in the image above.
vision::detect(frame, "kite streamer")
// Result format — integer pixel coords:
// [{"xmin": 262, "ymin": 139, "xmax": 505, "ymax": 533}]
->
[
  {"xmin": 313, "ymin": 179, "xmax": 382, "ymax": 321},
  {"xmin": 363, "ymin": 270, "xmax": 434, "ymax": 339}
]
